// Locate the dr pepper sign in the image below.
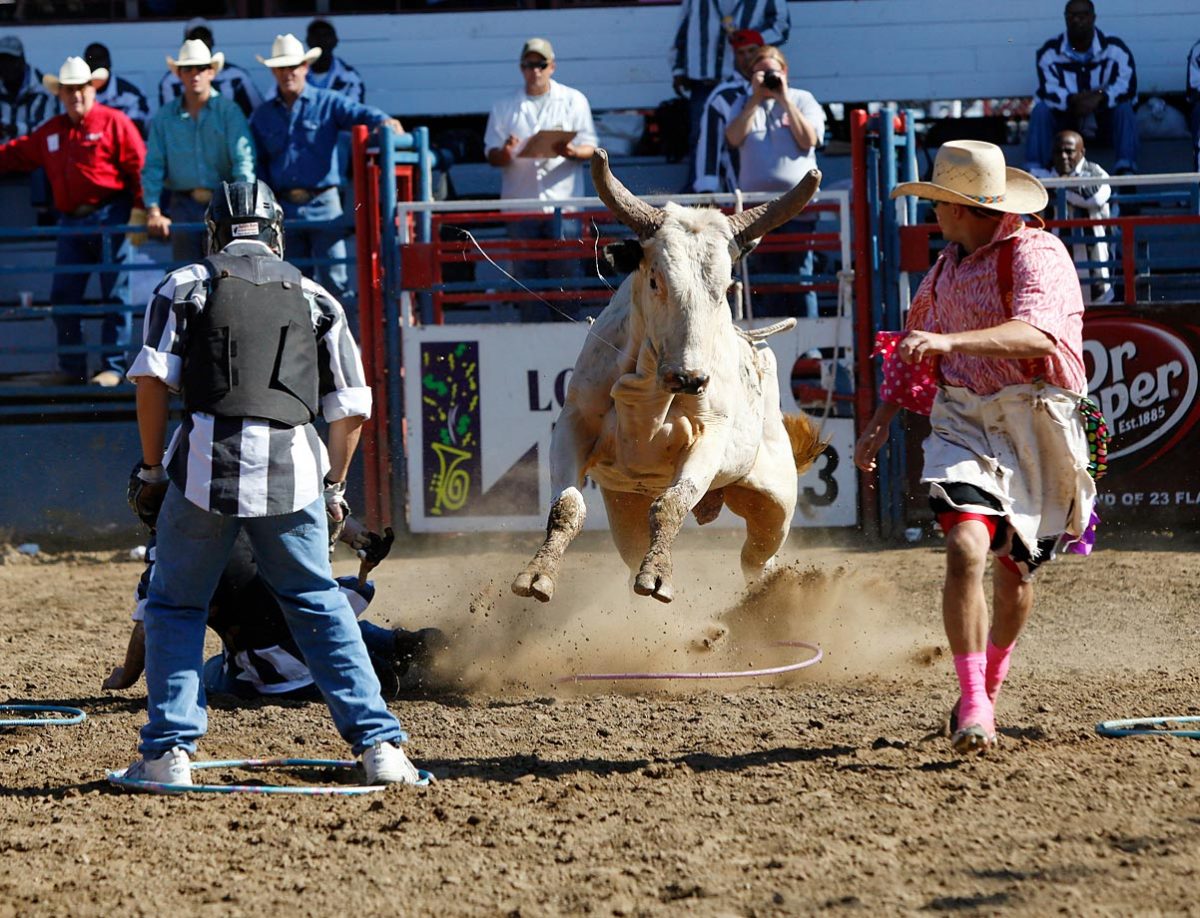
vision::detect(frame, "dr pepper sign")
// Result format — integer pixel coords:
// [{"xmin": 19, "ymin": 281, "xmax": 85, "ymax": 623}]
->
[{"xmin": 1084, "ymin": 307, "xmax": 1200, "ymax": 524}]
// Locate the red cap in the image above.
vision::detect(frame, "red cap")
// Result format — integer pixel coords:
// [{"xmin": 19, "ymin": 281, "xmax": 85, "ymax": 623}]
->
[{"xmin": 729, "ymin": 29, "xmax": 764, "ymax": 49}]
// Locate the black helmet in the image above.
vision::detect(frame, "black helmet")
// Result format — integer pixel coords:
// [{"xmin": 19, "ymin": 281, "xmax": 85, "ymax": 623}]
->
[{"xmin": 204, "ymin": 180, "xmax": 285, "ymax": 256}]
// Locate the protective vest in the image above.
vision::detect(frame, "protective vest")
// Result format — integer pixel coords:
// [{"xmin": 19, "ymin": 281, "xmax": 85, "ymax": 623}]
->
[{"xmin": 182, "ymin": 253, "xmax": 319, "ymax": 427}]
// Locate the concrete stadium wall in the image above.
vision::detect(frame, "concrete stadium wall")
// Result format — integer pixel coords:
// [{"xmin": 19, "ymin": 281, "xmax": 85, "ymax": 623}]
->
[{"xmin": 6, "ymin": 1, "xmax": 1199, "ymax": 119}]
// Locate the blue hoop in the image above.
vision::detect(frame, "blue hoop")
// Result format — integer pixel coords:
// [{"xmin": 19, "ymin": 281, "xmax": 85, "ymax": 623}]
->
[
  {"xmin": 1096, "ymin": 716, "xmax": 1200, "ymax": 739},
  {"xmin": 107, "ymin": 756, "xmax": 433, "ymax": 795},
  {"xmin": 0, "ymin": 704, "xmax": 87, "ymax": 727}
]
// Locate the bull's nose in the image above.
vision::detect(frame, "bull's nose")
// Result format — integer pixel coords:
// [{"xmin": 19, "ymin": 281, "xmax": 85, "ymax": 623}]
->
[{"xmin": 662, "ymin": 369, "xmax": 710, "ymax": 395}]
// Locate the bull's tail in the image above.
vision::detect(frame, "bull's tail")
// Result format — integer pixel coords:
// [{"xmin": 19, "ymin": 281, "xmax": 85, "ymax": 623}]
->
[{"xmin": 782, "ymin": 412, "xmax": 830, "ymax": 475}]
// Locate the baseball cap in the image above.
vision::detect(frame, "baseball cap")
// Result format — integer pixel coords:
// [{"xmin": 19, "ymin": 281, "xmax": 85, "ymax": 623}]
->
[
  {"xmin": 0, "ymin": 36, "xmax": 25, "ymax": 58},
  {"xmin": 520, "ymin": 37, "xmax": 555, "ymax": 62},
  {"xmin": 729, "ymin": 29, "xmax": 764, "ymax": 49}
]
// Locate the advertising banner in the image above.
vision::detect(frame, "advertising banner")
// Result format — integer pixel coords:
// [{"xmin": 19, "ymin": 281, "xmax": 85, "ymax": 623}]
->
[
  {"xmin": 1083, "ymin": 307, "xmax": 1200, "ymax": 527},
  {"xmin": 404, "ymin": 320, "xmax": 857, "ymax": 533}
]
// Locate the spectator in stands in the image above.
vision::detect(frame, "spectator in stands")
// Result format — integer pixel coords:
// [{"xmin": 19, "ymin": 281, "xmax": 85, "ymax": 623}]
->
[
  {"xmin": 305, "ymin": 19, "xmax": 365, "ymax": 104},
  {"xmin": 725, "ymin": 46, "xmax": 825, "ymax": 317},
  {"xmin": 84, "ymin": 43, "xmax": 150, "ymax": 137},
  {"xmin": 0, "ymin": 57, "xmax": 144, "ymax": 386},
  {"xmin": 692, "ymin": 28, "xmax": 762, "ymax": 194},
  {"xmin": 159, "ymin": 18, "xmax": 263, "ymax": 119},
  {"xmin": 0, "ymin": 35, "xmax": 58, "ymax": 141},
  {"xmin": 250, "ymin": 33, "xmax": 402, "ymax": 307},
  {"xmin": 1050, "ymin": 130, "xmax": 1113, "ymax": 305},
  {"xmin": 142, "ymin": 40, "xmax": 255, "ymax": 263},
  {"xmin": 671, "ymin": 0, "xmax": 790, "ymax": 184},
  {"xmin": 1188, "ymin": 38, "xmax": 1200, "ymax": 173},
  {"xmin": 484, "ymin": 37, "xmax": 597, "ymax": 320},
  {"xmin": 1025, "ymin": 0, "xmax": 1138, "ymax": 175}
]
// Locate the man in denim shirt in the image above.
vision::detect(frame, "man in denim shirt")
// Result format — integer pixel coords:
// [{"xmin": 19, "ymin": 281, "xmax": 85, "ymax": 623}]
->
[{"xmin": 249, "ymin": 34, "xmax": 402, "ymax": 313}]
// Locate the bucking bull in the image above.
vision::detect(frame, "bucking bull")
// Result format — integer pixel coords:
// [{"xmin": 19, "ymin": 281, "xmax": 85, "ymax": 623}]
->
[{"xmin": 512, "ymin": 149, "xmax": 827, "ymax": 604}]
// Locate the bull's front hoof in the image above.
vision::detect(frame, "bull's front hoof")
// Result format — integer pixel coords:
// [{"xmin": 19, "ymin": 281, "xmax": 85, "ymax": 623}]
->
[
  {"xmin": 633, "ymin": 570, "xmax": 674, "ymax": 603},
  {"xmin": 511, "ymin": 570, "xmax": 555, "ymax": 603}
]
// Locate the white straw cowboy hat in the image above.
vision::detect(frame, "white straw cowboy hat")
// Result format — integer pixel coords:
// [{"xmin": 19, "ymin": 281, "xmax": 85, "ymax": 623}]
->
[
  {"xmin": 42, "ymin": 56, "xmax": 108, "ymax": 93},
  {"xmin": 257, "ymin": 34, "xmax": 321, "ymax": 68},
  {"xmin": 891, "ymin": 140, "xmax": 1048, "ymax": 215},
  {"xmin": 167, "ymin": 39, "xmax": 225, "ymax": 76}
]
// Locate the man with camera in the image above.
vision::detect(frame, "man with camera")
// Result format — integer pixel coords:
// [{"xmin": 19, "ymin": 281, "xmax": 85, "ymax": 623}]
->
[{"xmin": 724, "ymin": 46, "xmax": 825, "ymax": 317}]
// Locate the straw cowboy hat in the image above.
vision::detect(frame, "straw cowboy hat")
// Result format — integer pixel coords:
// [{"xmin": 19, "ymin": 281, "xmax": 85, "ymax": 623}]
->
[
  {"xmin": 42, "ymin": 56, "xmax": 108, "ymax": 93},
  {"xmin": 166, "ymin": 39, "xmax": 225, "ymax": 76},
  {"xmin": 257, "ymin": 34, "xmax": 321, "ymax": 68},
  {"xmin": 891, "ymin": 140, "xmax": 1048, "ymax": 215}
]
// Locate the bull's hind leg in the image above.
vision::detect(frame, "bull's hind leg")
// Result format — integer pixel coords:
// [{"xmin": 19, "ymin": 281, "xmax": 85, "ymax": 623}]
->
[
  {"xmin": 723, "ymin": 484, "xmax": 793, "ymax": 582},
  {"xmin": 512, "ymin": 404, "xmax": 594, "ymax": 603}
]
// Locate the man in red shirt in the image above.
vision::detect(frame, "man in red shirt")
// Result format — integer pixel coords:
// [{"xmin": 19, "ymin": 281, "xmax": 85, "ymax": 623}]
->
[{"xmin": 0, "ymin": 56, "xmax": 145, "ymax": 385}]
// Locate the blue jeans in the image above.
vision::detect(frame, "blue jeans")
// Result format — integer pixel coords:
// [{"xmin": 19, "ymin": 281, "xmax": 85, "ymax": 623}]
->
[
  {"xmin": 1025, "ymin": 100, "xmax": 1139, "ymax": 171},
  {"xmin": 281, "ymin": 188, "xmax": 352, "ymax": 314},
  {"xmin": 167, "ymin": 192, "xmax": 209, "ymax": 264},
  {"xmin": 50, "ymin": 197, "xmax": 133, "ymax": 380},
  {"xmin": 1190, "ymin": 102, "xmax": 1200, "ymax": 173},
  {"xmin": 141, "ymin": 485, "xmax": 405, "ymax": 757}
]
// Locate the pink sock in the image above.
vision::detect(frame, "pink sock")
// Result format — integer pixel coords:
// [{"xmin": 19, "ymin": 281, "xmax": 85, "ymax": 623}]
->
[
  {"xmin": 953, "ymin": 652, "xmax": 993, "ymax": 733},
  {"xmin": 985, "ymin": 637, "xmax": 1016, "ymax": 704}
]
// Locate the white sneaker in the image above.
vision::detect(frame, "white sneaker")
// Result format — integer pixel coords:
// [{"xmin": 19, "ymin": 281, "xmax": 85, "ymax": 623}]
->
[
  {"xmin": 361, "ymin": 741, "xmax": 422, "ymax": 785},
  {"xmin": 123, "ymin": 747, "xmax": 193, "ymax": 787}
]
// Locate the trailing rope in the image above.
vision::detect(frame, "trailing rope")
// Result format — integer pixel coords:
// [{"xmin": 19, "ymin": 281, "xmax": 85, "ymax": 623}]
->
[
  {"xmin": 0, "ymin": 704, "xmax": 86, "ymax": 727},
  {"xmin": 554, "ymin": 640, "xmax": 822, "ymax": 684}
]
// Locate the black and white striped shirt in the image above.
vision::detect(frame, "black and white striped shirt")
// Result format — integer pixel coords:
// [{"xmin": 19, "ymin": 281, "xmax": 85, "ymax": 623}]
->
[
  {"xmin": 128, "ymin": 240, "xmax": 372, "ymax": 518},
  {"xmin": 670, "ymin": 0, "xmax": 791, "ymax": 83},
  {"xmin": 693, "ymin": 74, "xmax": 747, "ymax": 193},
  {"xmin": 307, "ymin": 56, "xmax": 366, "ymax": 105},
  {"xmin": 1034, "ymin": 29, "xmax": 1137, "ymax": 111},
  {"xmin": 158, "ymin": 62, "xmax": 264, "ymax": 119},
  {"xmin": 96, "ymin": 73, "xmax": 151, "ymax": 135},
  {"xmin": 0, "ymin": 64, "xmax": 59, "ymax": 141}
]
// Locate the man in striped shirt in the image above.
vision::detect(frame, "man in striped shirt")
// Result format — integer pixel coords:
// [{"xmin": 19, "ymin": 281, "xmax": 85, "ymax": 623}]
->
[
  {"xmin": 670, "ymin": 0, "xmax": 790, "ymax": 182},
  {"xmin": 122, "ymin": 180, "xmax": 423, "ymax": 788},
  {"xmin": 691, "ymin": 28, "xmax": 762, "ymax": 194},
  {"xmin": 1025, "ymin": 0, "xmax": 1139, "ymax": 174}
]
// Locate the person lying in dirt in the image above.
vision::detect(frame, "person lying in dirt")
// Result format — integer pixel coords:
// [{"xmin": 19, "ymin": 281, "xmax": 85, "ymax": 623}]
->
[{"xmin": 104, "ymin": 521, "xmax": 449, "ymax": 702}]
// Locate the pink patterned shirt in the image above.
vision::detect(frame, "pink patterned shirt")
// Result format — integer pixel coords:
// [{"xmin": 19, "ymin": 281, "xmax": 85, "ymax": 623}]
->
[{"xmin": 906, "ymin": 213, "xmax": 1086, "ymax": 396}]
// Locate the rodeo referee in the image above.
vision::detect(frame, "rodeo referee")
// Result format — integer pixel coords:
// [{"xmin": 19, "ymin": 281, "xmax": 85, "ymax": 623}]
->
[{"xmin": 122, "ymin": 180, "xmax": 422, "ymax": 788}]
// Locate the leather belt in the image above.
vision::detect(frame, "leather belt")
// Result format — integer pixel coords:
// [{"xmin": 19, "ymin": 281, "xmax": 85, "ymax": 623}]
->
[
  {"xmin": 282, "ymin": 186, "xmax": 336, "ymax": 205},
  {"xmin": 67, "ymin": 203, "xmax": 100, "ymax": 217}
]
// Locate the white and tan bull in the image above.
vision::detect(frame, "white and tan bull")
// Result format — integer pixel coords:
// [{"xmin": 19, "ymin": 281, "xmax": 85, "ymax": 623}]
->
[{"xmin": 512, "ymin": 149, "xmax": 826, "ymax": 604}]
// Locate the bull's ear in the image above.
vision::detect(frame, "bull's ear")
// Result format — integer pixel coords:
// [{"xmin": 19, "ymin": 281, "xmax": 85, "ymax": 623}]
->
[
  {"xmin": 603, "ymin": 238, "xmax": 644, "ymax": 273},
  {"xmin": 735, "ymin": 238, "xmax": 761, "ymax": 260}
]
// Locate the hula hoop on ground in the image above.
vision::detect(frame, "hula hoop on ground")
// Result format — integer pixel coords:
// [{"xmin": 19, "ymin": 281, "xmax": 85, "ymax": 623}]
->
[
  {"xmin": 0, "ymin": 704, "xmax": 87, "ymax": 727},
  {"xmin": 106, "ymin": 756, "xmax": 433, "ymax": 795},
  {"xmin": 1096, "ymin": 716, "xmax": 1200, "ymax": 739},
  {"xmin": 555, "ymin": 640, "xmax": 823, "ymax": 684}
]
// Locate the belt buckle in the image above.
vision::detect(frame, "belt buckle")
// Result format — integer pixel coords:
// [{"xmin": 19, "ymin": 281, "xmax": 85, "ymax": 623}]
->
[
  {"xmin": 190, "ymin": 188, "xmax": 214, "ymax": 205},
  {"xmin": 286, "ymin": 188, "xmax": 313, "ymax": 205}
]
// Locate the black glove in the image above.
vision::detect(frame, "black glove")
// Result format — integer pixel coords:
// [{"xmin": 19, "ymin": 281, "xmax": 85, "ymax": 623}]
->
[
  {"xmin": 350, "ymin": 526, "xmax": 395, "ymax": 567},
  {"xmin": 324, "ymin": 477, "xmax": 351, "ymax": 546},
  {"xmin": 127, "ymin": 462, "xmax": 169, "ymax": 530}
]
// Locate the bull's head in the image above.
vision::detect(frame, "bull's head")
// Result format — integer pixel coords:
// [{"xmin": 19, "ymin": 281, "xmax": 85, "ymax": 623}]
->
[{"xmin": 592, "ymin": 149, "xmax": 820, "ymax": 396}]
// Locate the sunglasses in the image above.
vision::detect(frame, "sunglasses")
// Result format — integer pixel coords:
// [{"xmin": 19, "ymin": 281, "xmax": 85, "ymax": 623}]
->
[{"xmin": 521, "ymin": 61, "xmax": 550, "ymax": 71}]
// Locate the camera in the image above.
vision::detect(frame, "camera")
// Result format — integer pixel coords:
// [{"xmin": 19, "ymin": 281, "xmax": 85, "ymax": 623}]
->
[{"xmin": 762, "ymin": 71, "xmax": 782, "ymax": 91}]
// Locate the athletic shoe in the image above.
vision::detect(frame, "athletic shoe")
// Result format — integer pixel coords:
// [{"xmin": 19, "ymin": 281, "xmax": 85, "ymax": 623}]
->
[
  {"xmin": 123, "ymin": 747, "xmax": 193, "ymax": 788},
  {"xmin": 361, "ymin": 741, "xmax": 422, "ymax": 785}
]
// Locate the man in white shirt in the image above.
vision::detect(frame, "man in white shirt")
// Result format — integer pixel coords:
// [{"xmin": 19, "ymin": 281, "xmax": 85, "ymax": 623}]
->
[{"xmin": 484, "ymin": 37, "xmax": 597, "ymax": 320}]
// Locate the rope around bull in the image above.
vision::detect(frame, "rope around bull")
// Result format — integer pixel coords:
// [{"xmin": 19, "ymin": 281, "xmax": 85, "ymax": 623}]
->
[
  {"xmin": 0, "ymin": 704, "xmax": 87, "ymax": 727},
  {"xmin": 555, "ymin": 640, "xmax": 822, "ymax": 684},
  {"xmin": 1095, "ymin": 716, "xmax": 1200, "ymax": 739},
  {"xmin": 107, "ymin": 757, "xmax": 434, "ymax": 795}
]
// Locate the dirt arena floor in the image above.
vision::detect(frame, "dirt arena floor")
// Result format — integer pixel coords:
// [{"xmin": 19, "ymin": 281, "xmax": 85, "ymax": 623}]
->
[{"xmin": 1, "ymin": 530, "xmax": 1198, "ymax": 916}]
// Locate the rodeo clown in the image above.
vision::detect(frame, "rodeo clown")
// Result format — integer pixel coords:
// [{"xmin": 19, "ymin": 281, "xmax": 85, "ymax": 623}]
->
[
  {"xmin": 123, "ymin": 180, "xmax": 424, "ymax": 788},
  {"xmin": 854, "ymin": 141, "xmax": 1098, "ymax": 756},
  {"xmin": 104, "ymin": 519, "xmax": 448, "ymax": 702}
]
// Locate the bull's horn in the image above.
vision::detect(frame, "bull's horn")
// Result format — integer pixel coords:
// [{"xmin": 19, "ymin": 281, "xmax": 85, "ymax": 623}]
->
[
  {"xmin": 591, "ymin": 148, "xmax": 664, "ymax": 239},
  {"xmin": 729, "ymin": 169, "xmax": 822, "ymax": 246}
]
